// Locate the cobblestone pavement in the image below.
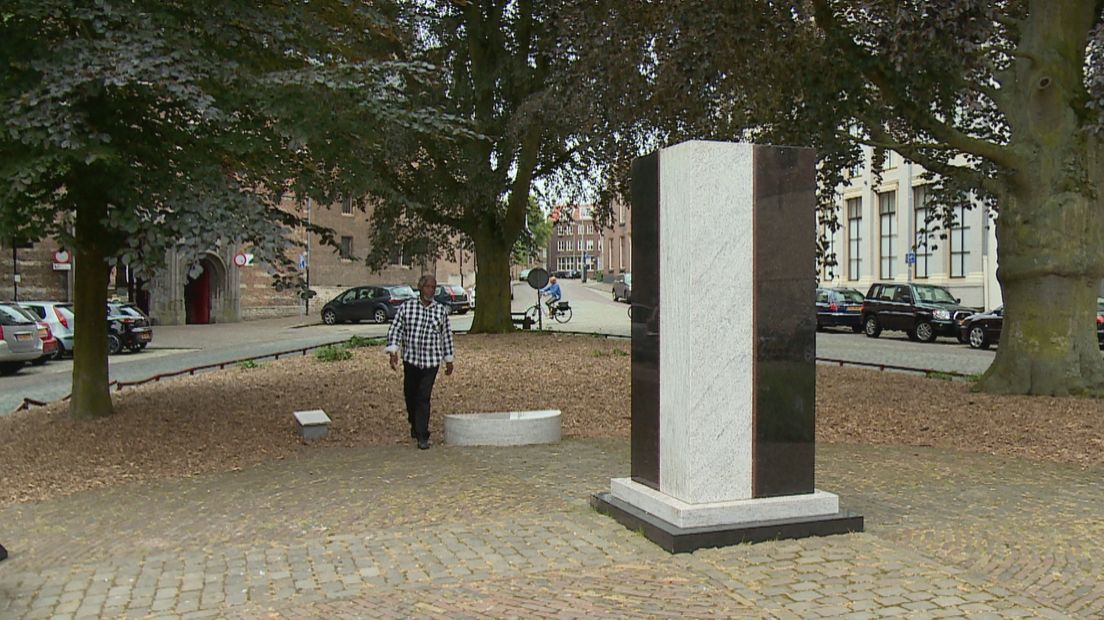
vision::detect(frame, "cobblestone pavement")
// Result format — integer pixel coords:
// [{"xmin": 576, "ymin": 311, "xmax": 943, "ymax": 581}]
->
[{"xmin": 1, "ymin": 440, "xmax": 1101, "ymax": 619}]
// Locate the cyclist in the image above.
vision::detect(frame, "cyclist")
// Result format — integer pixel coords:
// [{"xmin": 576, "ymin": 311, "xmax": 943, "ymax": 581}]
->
[{"xmin": 540, "ymin": 276, "xmax": 562, "ymax": 318}]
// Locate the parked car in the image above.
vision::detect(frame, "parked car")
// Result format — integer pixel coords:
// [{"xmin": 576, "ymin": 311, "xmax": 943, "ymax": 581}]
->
[
  {"xmin": 554, "ymin": 269, "xmax": 581, "ymax": 279},
  {"xmin": 107, "ymin": 302, "xmax": 154, "ymax": 354},
  {"xmin": 518, "ymin": 268, "xmax": 532, "ymax": 282},
  {"xmin": 861, "ymin": 282, "xmax": 977, "ymax": 342},
  {"xmin": 815, "ymin": 287, "xmax": 865, "ymax": 332},
  {"xmin": 959, "ymin": 298, "xmax": 1104, "ymax": 349},
  {"xmin": 434, "ymin": 284, "xmax": 472, "ymax": 314},
  {"xmin": 611, "ymin": 273, "xmax": 632, "ymax": 303},
  {"xmin": 321, "ymin": 285, "xmax": 417, "ymax": 325},
  {"xmin": 0, "ymin": 302, "xmax": 44, "ymax": 375},
  {"xmin": 10, "ymin": 305, "xmax": 58, "ymax": 365},
  {"xmin": 19, "ymin": 301, "xmax": 74, "ymax": 358}
]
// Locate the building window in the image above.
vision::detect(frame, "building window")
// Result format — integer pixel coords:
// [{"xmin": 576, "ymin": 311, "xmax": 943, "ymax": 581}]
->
[
  {"xmin": 341, "ymin": 196, "xmax": 354, "ymax": 216},
  {"xmin": 586, "ymin": 239, "xmax": 594, "ymax": 251},
  {"xmin": 618, "ymin": 236, "xmax": 625, "ymax": 270},
  {"xmin": 878, "ymin": 191, "xmax": 896, "ymax": 279},
  {"xmin": 577, "ymin": 239, "xmax": 583, "ymax": 251},
  {"xmin": 846, "ymin": 197, "xmax": 862, "ymax": 281},
  {"xmin": 950, "ymin": 205, "xmax": 970, "ymax": 278},
  {"xmin": 339, "ymin": 236, "xmax": 353, "ymax": 259},
  {"xmin": 913, "ymin": 185, "xmax": 931, "ymax": 279},
  {"xmin": 389, "ymin": 244, "xmax": 415, "ymax": 267}
]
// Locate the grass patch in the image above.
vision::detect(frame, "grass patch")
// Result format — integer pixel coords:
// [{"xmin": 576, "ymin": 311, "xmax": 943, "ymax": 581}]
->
[
  {"xmin": 315, "ymin": 345, "xmax": 353, "ymax": 362},
  {"xmin": 347, "ymin": 335, "xmax": 385, "ymax": 348},
  {"xmin": 238, "ymin": 359, "xmax": 261, "ymax": 370}
]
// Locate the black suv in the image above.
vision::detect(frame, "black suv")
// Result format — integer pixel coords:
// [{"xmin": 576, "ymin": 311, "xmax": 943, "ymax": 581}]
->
[{"xmin": 861, "ymin": 283, "xmax": 977, "ymax": 342}]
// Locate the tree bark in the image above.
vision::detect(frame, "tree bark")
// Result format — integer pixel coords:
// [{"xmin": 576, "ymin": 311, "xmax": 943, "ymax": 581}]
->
[
  {"xmin": 468, "ymin": 227, "xmax": 517, "ymax": 333},
  {"xmin": 69, "ymin": 200, "xmax": 114, "ymax": 418}
]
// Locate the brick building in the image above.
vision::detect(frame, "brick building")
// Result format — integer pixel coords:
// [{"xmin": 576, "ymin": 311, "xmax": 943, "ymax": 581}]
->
[
  {"xmin": 2, "ymin": 196, "xmax": 472, "ymax": 325},
  {"xmin": 598, "ymin": 199, "xmax": 632, "ymax": 279},
  {"xmin": 548, "ymin": 205, "xmax": 603, "ymax": 276}
]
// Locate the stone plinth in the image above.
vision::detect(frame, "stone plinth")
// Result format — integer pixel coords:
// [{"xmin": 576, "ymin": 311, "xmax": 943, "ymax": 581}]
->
[
  {"xmin": 445, "ymin": 410, "xmax": 561, "ymax": 446},
  {"xmin": 293, "ymin": 409, "xmax": 331, "ymax": 441}
]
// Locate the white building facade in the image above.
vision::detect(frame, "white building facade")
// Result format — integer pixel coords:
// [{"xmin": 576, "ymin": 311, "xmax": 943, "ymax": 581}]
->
[{"xmin": 818, "ymin": 149, "xmax": 1001, "ymax": 311}]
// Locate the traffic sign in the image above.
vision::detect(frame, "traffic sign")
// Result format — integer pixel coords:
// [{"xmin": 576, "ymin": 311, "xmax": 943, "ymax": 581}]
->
[
  {"xmin": 234, "ymin": 252, "xmax": 255, "ymax": 268},
  {"xmin": 905, "ymin": 251, "xmax": 916, "ymax": 265},
  {"xmin": 298, "ymin": 253, "xmax": 307, "ymax": 270}
]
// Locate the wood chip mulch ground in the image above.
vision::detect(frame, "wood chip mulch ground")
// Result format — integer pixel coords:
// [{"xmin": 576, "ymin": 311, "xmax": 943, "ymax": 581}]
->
[{"xmin": 1, "ymin": 332, "xmax": 1102, "ymax": 508}]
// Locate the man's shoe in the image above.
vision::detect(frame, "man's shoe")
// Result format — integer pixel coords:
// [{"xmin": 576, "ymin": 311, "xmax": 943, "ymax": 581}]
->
[{"xmin": 417, "ymin": 439, "xmax": 430, "ymax": 450}]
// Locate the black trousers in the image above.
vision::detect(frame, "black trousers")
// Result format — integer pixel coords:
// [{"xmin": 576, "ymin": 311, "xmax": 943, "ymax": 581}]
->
[{"xmin": 403, "ymin": 362, "xmax": 440, "ymax": 441}]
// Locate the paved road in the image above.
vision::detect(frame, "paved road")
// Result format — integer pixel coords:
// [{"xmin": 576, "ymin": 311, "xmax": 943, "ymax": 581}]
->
[
  {"xmin": 2, "ymin": 279, "xmax": 997, "ymax": 414},
  {"xmin": 3, "ymin": 440, "xmax": 1101, "ymax": 618}
]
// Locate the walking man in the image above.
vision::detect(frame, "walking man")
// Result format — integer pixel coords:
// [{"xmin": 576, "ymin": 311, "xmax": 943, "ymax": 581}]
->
[{"xmin": 386, "ymin": 274, "xmax": 455, "ymax": 449}]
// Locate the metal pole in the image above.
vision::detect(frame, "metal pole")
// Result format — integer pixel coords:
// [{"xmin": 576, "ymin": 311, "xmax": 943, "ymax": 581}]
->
[
  {"xmin": 12, "ymin": 246, "xmax": 17, "ymax": 301},
  {"xmin": 305, "ymin": 197, "xmax": 312, "ymax": 316}
]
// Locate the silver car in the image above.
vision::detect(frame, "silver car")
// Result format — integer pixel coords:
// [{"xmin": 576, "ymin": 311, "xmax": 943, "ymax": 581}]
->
[
  {"xmin": 19, "ymin": 301, "xmax": 74, "ymax": 358},
  {"xmin": 611, "ymin": 273, "xmax": 632, "ymax": 303},
  {"xmin": 0, "ymin": 302, "xmax": 44, "ymax": 375}
]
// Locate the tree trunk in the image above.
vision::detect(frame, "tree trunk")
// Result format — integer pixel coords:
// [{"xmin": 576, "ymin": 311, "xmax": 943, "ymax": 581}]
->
[
  {"xmin": 69, "ymin": 204, "xmax": 114, "ymax": 418},
  {"xmin": 977, "ymin": 183, "xmax": 1104, "ymax": 395},
  {"xmin": 469, "ymin": 229, "xmax": 517, "ymax": 333}
]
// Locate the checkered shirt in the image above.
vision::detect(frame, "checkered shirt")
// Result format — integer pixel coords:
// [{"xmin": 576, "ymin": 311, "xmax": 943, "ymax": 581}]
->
[{"xmin": 384, "ymin": 298, "xmax": 455, "ymax": 368}]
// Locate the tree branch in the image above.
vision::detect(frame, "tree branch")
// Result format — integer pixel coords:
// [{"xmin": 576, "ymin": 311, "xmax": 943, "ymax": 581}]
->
[
  {"xmin": 811, "ymin": 0, "xmax": 1023, "ymax": 172},
  {"xmin": 862, "ymin": 124, "xmax": 1005, "ymax": 197}
]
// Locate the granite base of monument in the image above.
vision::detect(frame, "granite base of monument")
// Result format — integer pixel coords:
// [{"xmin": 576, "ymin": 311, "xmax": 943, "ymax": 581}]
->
[{"xmin": 591, "ymin": 492, "xmax": 863, "ymax": 554}]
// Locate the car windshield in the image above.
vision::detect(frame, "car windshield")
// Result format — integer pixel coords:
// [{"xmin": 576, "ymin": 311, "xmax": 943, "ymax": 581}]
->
[
  {"xmin": 913, "ymin": 285, "xmax": 958, "ymax": 304},
  {"xmin": 389, "ymin": 286, "xmax": 416, "ymax": 298},
  {"xmin": 446, "ymin": 285, "xmax": 465, "ymax": 294},
  {"xmin": 838, "ymin": 290, "xmax": 864, "ymax": 303}
]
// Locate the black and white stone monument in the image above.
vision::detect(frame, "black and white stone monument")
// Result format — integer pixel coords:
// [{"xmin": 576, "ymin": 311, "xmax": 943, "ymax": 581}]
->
[{"xmin": 591, "ymin": 140, "xmax": 863, "ymax": 553}]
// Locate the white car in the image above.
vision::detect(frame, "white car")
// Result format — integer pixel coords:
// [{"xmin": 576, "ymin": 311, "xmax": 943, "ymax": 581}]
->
[{"xmin": 0, "ymin": 302, "xmax": 44, "ymax": 375}]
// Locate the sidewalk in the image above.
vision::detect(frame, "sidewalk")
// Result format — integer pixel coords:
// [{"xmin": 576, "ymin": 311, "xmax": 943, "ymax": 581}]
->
[{"xmin": 2, "ymin": 438, "xmax": 1101, "ymax": 619}]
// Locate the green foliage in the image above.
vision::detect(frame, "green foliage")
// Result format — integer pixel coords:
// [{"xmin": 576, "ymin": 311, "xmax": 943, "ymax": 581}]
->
[
  {"xmin": 238, "ymin": 359, "xmax": 261, "ymax": 370},
  {"xmin": 315, "ymin": 345, "xmax": 353, "ymax": 363},
  {"xmin": 512, "ymin": 197, "xmax": 553, "ymax": 264},
  {"xmin": 346, "ymin": 336, "xmax": 385, "ymax": 349}
]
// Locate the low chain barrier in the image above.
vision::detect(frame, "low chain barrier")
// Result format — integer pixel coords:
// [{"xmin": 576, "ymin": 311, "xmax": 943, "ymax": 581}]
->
[{"xmin": 10, "ymin": 333, "xmax": 974, "ymax": 415}]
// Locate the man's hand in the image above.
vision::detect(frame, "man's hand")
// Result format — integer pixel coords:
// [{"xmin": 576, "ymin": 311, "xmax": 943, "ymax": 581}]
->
[
  {"xmin": 445, "ymin": 361, "xmax": 454, "ymax": 376},
  {"xmin": 389, "ymin": 352, "xmax": 399, "ymax": 372}
]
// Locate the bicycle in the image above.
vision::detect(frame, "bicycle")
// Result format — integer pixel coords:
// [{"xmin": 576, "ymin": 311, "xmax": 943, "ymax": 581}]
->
[{"xmin": 525, "ymin": 297, "xmax": 573, "ymax": 325}]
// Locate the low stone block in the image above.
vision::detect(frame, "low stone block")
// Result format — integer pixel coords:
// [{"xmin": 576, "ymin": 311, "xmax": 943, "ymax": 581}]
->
[
  {"xmin": 444, "ymin": 410, "xmax": 561, "ymax": 446},
  {"xmin": 293, "ymin": 409, "xmax": 331, "ymax": 441}
]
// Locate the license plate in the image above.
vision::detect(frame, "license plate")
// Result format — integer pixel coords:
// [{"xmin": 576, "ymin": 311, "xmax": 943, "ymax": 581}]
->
[
  {"xmin": 138, "ymin": 332, "xmax": 151, "ymax": 341},
  {"xmin": 847, "ymin": 305, "xmax": 861, "ymax": 312},
  {"xmin": 15, "ymin": 332, "xmax": 32, "ymax": 341}
]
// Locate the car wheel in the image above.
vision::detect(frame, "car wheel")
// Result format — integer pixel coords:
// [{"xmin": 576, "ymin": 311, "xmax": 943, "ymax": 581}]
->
[
  {"xmin": 52, "ymin": 343, "xmax": 66, "ymax": 360},
  {"xmin": 863, "ymin": 315, "xmax": 882, "ymax": 338},
  {"xmin": 915, "ymin": 321, "xmax": 937, "ymax": 343},
  {"xmin": 969, "ymin": 325, "xmax": 989, "ymax": 349},
  {"xmin": 107, "ymin": 333, "xmax": 122, "ymax": 355},
  {"xmin": 613, "ymin": 291, "xmax": 618, "ymax": 301},
  {"xmin": 373, "ymin": 308, "xmax": 389, "ymax": 324},
  {"xmin": 322, "ymin": 309, "xmax": 337, "ymax": 325}
]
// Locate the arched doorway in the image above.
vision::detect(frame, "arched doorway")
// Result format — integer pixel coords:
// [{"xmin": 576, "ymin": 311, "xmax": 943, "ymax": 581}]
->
[{"xmin": 184, "ymin": 255, "xmax": 225, "ymax": 324}]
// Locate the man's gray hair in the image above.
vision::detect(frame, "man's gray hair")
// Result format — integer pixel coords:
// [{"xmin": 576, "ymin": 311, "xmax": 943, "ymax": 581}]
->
[{"xmin": 417, "ymin": 273, "xmax": 437, "ymax": 287}]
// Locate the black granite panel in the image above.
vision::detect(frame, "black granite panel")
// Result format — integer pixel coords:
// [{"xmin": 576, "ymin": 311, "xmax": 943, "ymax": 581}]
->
[
  {"xmin": 630, "ymin": 152, "xmax": 661, "ymax": 490},
  {"xmin": 591, "ymin": 493, "xmax": 864, "ymax": 554},
  {"xmin": 752, "ymin": 146, "xmax": 817, "ymax": 498}
]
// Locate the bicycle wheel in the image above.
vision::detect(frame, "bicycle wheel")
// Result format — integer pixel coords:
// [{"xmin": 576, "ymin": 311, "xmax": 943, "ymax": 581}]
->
[
  {"xmin": 524, "ymin": 304, "xmax": 542, "ymax": 326},
  {"xmin": 554, "ymin": 306, "xmax": 572, "ymax": 323}
]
